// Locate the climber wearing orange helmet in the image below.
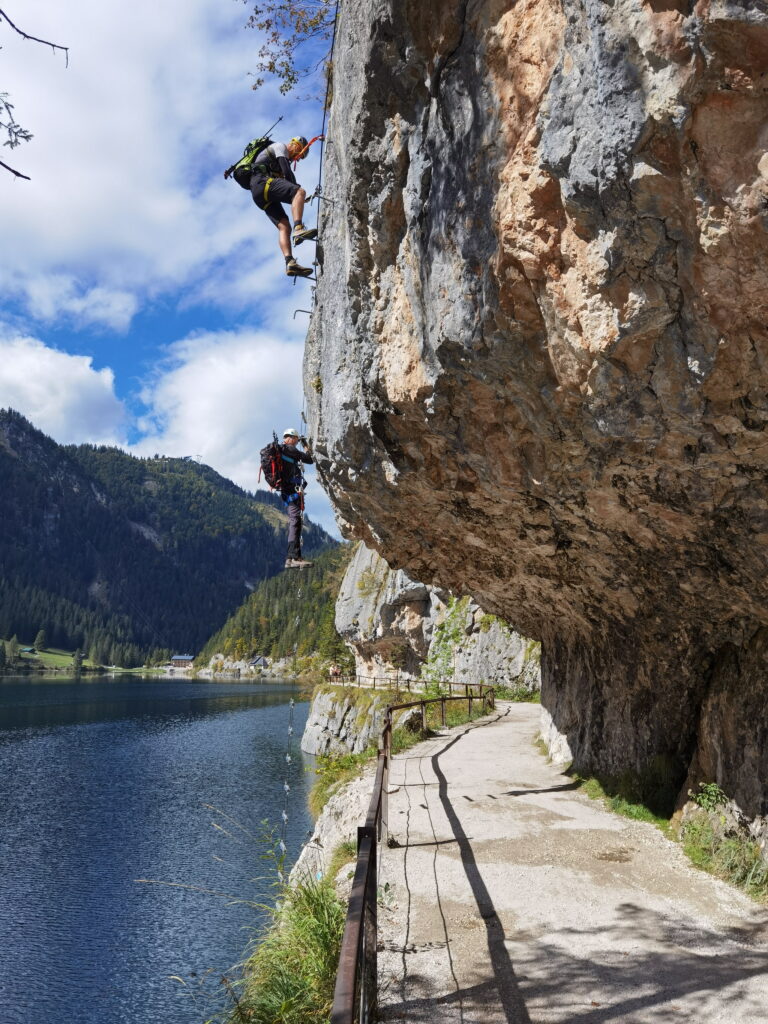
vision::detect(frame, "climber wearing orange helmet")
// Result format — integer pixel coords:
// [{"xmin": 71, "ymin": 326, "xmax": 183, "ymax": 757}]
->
[{"xmin": 245, "ymin": 136, "xmax": 317, "ymax": 277}]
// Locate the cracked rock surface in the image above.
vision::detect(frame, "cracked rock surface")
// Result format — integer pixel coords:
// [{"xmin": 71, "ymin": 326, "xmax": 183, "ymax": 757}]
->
[
  {"xmin": 336, "ymin": 541, "xmax": 541, "ymax": 687},
  {"xmin": 305, "ymin": 0, "xmax": 768, "ymax": 818}
]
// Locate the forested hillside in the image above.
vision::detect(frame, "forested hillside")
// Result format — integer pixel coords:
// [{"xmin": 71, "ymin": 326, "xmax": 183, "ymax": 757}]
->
[
  {"xmin": 0, "ymin": 409, "xmax": 335, "ymax": 665},
  {"xmin": 199, "ymin": 544, "xmax": 354, "ymax": 666}
]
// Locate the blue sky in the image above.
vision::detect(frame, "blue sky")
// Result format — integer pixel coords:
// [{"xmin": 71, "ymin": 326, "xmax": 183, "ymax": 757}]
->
[{"xmin": 0, "ymin": 0, "xmax": 339, "ymax": 535}]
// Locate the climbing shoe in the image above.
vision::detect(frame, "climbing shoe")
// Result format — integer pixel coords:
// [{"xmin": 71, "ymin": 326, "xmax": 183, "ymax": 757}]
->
[
  {"xmin": 285, "ymin": 257, "xmax": 312, "ymax": 278},
  {"xmin": 292, "ymin": 222, "xmax": 318, "ymax": 246},
  {"xmin": 285, "ymin": 557, "xmax": 313, "ymax": 569}
]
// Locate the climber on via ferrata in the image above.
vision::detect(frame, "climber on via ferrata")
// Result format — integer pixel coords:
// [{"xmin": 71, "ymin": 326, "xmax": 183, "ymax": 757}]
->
[
  {"xmin": 259, "ymin": 429, "xmax": 315, "ymax": 569},
  {"xmin": 225, "ymin": 128, "xmax": 319, "ymax": 278},
  {"xmin": 277, "ymin": 429, "xmax": 314, "ymax": 568}
]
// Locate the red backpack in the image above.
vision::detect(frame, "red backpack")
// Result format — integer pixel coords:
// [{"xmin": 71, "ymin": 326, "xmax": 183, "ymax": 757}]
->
[{"xmin": 258, "ymin": 437, "xmax": 284, "ymax": 490}]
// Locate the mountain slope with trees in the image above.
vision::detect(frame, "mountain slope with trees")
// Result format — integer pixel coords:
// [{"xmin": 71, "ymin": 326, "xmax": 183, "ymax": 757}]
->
[
  {"xmin": 0, "ymin": 408, "xmax": 335, "ymax": 665},
  {"xmin": 199, "ymin": 543, "xmax": 353, "ymax": 667}
]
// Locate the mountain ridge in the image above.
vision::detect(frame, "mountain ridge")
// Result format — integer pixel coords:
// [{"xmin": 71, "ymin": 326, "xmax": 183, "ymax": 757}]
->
[{"xmin": 0, "ymin": 408, "xmax": 335, "ymax": 664}]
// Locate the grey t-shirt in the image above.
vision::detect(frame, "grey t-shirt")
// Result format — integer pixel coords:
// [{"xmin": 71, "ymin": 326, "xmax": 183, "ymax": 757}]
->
[{"xmin": 253, "ymin": 142, "xmax": 295, "ymax": 182}]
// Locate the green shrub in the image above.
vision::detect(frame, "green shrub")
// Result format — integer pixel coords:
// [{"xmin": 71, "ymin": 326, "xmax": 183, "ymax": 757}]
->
[{"xmin": 689, "ymin": 781, "xmax": 727, "ymax": 812}]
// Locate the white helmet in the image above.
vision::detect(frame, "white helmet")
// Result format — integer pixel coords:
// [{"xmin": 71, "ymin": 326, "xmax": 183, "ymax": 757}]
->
[{"xmin": 283, "ymin": 427, "xmax": 299, "ymax": 438}]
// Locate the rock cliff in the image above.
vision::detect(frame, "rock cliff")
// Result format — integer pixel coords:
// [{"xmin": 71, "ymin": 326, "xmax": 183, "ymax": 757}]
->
[
  {"xmin": 301, "ymin": 687, "xmax": 395, "ymax": 755},
  {"xmin": 305, "ymin": 0, "xmax": 768, "ymax": 820},
  {"xmin": 335, "ymin": 541, "xmax": 541, "ymax": 688}
]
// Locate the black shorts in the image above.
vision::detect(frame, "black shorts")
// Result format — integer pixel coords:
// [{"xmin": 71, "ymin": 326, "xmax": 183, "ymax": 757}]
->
[{"xmin": 250, "ymin": 175, "xmax": 301, "ymax": 227}]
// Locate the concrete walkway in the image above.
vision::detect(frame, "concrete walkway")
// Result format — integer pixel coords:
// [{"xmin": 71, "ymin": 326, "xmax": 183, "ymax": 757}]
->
[{"xmin": 377, "ymin": 703, "xmax": 768, "ymax": 1023}]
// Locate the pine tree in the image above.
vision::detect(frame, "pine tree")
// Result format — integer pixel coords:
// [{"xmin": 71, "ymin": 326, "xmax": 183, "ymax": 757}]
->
[{"xmin": 34, "ymin": 628, "xmax": 47, "ymax": 651}]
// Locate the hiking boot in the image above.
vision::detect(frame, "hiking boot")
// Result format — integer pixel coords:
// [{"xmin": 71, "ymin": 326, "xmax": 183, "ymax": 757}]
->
[
  {"xmin": 292, "ymin": 222, "xmax": 318, "ymax": 246},
  {"xmin": 291, "ymin": 558, "xmax": 313, "ymax": 568},
  {"xmin": 285, "ymin": 257, "xmax": 312, "ymax": 278}
]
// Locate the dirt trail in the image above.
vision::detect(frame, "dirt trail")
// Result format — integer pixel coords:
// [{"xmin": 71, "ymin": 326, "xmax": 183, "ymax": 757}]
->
[{"xmin": 377, "ymin": 703, "xmax": 768, "ymax": 1023}]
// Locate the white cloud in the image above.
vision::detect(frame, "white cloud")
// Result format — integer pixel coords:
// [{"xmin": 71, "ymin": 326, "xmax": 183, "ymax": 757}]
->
[
  {"xmin": 0, "ymin": 329, "xmax": 128, "ymax": 444},
  {"xmin": 22, "ymin": 275, "xmax": 138, "ymax": 331},
  {"xmin": 0, "ymin": 0, "xmax": 325, "ymax": 327},
  {"xmin": 0, "ymin": 3, "xmax": 339, "ymax": 537},
  {"xmin": 133, "ymin": 328, "xmax": 339, "ymax": 537}
]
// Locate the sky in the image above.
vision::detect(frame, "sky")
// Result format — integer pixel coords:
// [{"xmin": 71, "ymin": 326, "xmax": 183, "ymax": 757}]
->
[{"xmin": 0, "ymin": 0, "xmax": 339, "ymax": 535}]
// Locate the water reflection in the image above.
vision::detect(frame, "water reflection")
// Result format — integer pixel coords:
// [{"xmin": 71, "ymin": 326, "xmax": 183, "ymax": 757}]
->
[
  {"xmin": 0, "ymin": 677, "xmax": 315, "ymax": 1024},
  {"xmin": 0, "ymin": 675, "xmax": 305, "ymax": 731}
]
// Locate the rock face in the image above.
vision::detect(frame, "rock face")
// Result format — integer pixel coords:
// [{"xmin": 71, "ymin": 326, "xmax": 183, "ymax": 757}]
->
[
  {"xmin": 301, "ymin": 687, "xmax": 394, "ymax": 755},
  {"xmin": 291, "ymin": 769, "xmax": 375, "ymax": 882},
  {"xmin": 336, "ymin": 542, "xmax": 541, "ymax": 688},
  {"xmin": 305, "ymin": 0, "xmax": 768, "ymax": 818}
]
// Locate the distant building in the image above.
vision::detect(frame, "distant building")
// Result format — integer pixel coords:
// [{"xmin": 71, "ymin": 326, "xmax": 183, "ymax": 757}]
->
[
  {"xmin": 170, "ymin": 654, "xmax": 194, "ymax": 665},
  {"xmin": 249, "ymin": 655, "xmax": 269, "ymax": 668}
]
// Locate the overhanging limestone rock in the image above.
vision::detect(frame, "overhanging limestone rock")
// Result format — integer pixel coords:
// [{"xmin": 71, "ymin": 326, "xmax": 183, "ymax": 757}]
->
[{"xmin": 305, "ymin": 0, "xmax": 768, "ymax": 816}]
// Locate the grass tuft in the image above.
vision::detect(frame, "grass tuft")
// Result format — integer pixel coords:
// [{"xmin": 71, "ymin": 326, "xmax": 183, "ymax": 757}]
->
[
  {"xmin": 309, "ymin": 747, "xmax": 376, "ymax": 819},
  {"xmin": 574, "ymin": 774, "xmax": 671, "ymax": 832},
  {"xmin": 494, "ymin": 684, "xmax": 541, "ymax": 703},
  {"xmin": 326, "ymin": 839, "xmax": 358, "ymax": 883},
  {"xmin": 681, "ymin": 811, "xmax": 768, "ymax": 900},
  {"xmin": 231, "ymin": 878, "xmax": 345, "ymax": 1024}
]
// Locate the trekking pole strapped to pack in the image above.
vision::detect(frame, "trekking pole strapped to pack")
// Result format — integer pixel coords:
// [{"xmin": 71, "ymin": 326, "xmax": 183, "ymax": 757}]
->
[{"xmin": 224, "ymin": 116, "xmax": 284, "ymax": 187}]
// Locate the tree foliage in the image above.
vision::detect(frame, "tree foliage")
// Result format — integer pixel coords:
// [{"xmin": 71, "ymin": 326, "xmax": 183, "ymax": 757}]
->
[
  {"xmin": 243, "ymin": 0, "xmax": 336, "ymax": 95},
  {"xmin": 199, "ymin": 543, "xmax": 353, "ymax": 665}
]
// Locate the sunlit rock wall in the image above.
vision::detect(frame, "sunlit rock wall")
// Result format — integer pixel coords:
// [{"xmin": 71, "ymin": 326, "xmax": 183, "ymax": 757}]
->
[
  {"xmin": 305, "ymin": 0, "xmax": 768, "ymax": 817},
  {"xmin": 335, "ymin": 542, "xmax": 541, "ymax": 688}
]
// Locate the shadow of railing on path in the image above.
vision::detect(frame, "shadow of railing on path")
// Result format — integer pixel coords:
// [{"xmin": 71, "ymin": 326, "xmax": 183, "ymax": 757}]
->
[
  {"xmin": 330, "ymin": 687, "xmax": 497, "ymax": 1024},
  {"xmin": 427, "ymin": 720, "xmax": 534, "ymax": 1023}
]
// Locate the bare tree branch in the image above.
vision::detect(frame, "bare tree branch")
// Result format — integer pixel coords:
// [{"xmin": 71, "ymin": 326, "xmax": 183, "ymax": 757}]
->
[
  {"xmin": 0, "ymin": 157, "xmax": 30, "ymax": 180},
  {"xmin": 0, "ymin": 8, "xmax": 69, "ymax": 178},
  {"xmin": 0, "ymin": 7, "xmax": 69, "ymax": 65}
]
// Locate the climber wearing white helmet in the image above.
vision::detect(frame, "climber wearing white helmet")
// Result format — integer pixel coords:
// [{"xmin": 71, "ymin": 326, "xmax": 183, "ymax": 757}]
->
[{"xmin": 279, "ymin": 428, "xmax": 314, "ymax": 568}]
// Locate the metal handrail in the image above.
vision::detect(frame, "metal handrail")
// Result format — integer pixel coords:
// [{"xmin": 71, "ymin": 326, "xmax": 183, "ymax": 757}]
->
[
  {"xmin": 332, "ymin": 673, "xmax": 489, "ymax": 698},
  {"xmin": 329, "ymin": 684, "xmax": 495, "ymax": 1024}
]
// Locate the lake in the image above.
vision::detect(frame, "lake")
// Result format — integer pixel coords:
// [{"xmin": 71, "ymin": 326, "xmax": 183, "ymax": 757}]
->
[{"xmin": 0, "ymin": 676, "xmax": 315, "ymax": 1024}]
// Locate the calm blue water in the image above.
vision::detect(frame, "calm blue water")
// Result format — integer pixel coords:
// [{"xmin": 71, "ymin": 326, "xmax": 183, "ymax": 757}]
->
[{"xmin": 0, "ymin": 676, "xmax": 315, "ymax": 1024}]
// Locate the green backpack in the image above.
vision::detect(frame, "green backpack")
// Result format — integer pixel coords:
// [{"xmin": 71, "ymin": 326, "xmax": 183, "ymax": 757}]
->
[{"xmin": 224, "ymin": 136, "xmax": 274, "ymax": 190}]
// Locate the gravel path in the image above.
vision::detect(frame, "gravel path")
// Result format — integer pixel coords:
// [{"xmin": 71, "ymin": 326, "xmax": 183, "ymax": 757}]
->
[{"xmin": 377, "ymin": 702, "xmax": 768, "ymax": 1023}]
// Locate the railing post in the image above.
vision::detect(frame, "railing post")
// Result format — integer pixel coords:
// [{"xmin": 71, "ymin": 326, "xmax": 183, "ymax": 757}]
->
[
  {"xmin": 421, "ymin": 701, "xmax": 427, "ymax": 733},
  {"xmin": 441, "ymin": 696, "xmax": 446, "ymax": 727},
  {"xmin": 362, "ymin": 829, "xmax": 378, "ymax": 1022},
  {"xmin": 468, "ymin": 692, "xmax": 473, "ymax": 718}
]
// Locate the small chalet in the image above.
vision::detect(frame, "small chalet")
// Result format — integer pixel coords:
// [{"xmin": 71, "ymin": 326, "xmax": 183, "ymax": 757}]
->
[{"xmin": 169, "ymin": 654, "xmax": 194, "ymax": 667}]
